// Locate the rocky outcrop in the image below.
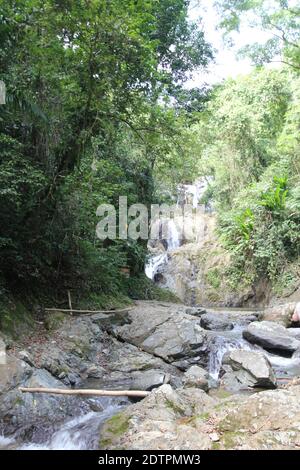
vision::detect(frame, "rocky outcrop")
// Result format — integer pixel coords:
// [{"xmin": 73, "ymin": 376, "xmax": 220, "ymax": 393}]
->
[
  {"xmin": 112, "ymin": 302, "xmax": 209, "ymax": 369},
  {"xmin": 243, "ymin": 321, "xmax": 300, "ymax": 354},
  {"xmin": 100, "ymin": 384, "xmax": 216, "ymax": 450},
  {"xmin": 100, "ymin": 384, "xmax": 300, "ymax": 450},
  {"xmin": 221, "ymin": 350, "xmax": 277, "ymax": 391},
  {"xmin": 0, "ymin": 308, "xmax": 183, "ymax": 441}
]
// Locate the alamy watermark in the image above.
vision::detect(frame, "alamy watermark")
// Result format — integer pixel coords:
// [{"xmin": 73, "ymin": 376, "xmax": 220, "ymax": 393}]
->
[
  {"xmin": 96, "ymin": 196, "xmax": 206, "ymax": 242},
  {"xmin": 0, "ymin": 81, "xmax": 6, "ymax": 105}
]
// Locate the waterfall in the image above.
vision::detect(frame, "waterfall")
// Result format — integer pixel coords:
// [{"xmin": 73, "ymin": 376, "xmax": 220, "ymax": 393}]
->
[
  {"xmin": 167, "ymin": 219, "xmax": 180, "ymax": 251},
  {"xmin": 145, "ymin": 219, "xmax": 180, "ymax": 280},
  {"xmin": 145, "ymin": 253, "xmax": 168, "ymax": 280},
  {"xmin": 145, "ymin": 178, "xmax": 211, "ymax": 281}
]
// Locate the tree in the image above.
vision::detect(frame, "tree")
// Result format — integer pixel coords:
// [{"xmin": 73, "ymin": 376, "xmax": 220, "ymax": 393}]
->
[
  {"xmin": 214, "ymin": 0, "xmax": 300, "ymax": 70},
  {"xmin": 0, "ymin": 0, "xmax": 213, "ymax": 304}
]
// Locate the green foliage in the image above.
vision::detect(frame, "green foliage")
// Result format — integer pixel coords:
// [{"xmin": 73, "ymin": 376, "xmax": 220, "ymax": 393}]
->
[
  {"xmin": 214, "ymin": 0, "xmax": 300, "ymax": 71},
  {"xmin": 196, "ymin": 67, "xmax": 300, "ymax": 289},
  {"xmin": 260, "ymin": 176, "xmax": 288, "ymax": 212},
  {"xmin": 0, "ymin": 0, "xmax": 212, "ymax": 310}
]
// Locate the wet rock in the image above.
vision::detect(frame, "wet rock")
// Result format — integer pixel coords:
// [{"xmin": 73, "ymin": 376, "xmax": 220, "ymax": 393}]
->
[
  {"xmin": 0, "ymin": 367, "xmax": 88, "ymax": 440},
  {"xmin": 113, "ymin": 302, "xmax": 209, "ymax": 368},
  {"xmin": 183, "ymin": 366, "xmax": 209, "ymax": 391},
  {"xmin": 222, "ymin": 350, "xmax": 277, "ymax": 390},
  {"xmin": 243, "ymin": 321, "xmax": 300, "ymax": 353},
  {"xmin": 200, "ymin": 313, "xmax": 234, "ymax": 331}
]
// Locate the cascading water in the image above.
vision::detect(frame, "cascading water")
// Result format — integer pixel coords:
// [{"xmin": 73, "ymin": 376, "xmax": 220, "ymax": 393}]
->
[
  {"xmin": 145, "ymin": 179, "xmax": 207, "ymax": 280},
  {"xmin": 145, "ymin": 253, "xmax": 168, "ymax": 280},
  {"xmin": 0, "ymin": 397, "xmax": 128, "ymax": 451},
  {"xmin": 145, "ymin": 219, "xmax": 181, "ymax": 280},
  {"xmin": 208, "ymin": 327, "xmax": 261, "ymax": 381}
]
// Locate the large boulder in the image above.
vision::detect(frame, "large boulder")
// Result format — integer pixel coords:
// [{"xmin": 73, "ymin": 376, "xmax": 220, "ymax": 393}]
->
[
  {"xmin": 221, "ymin": 350, "xmax": 277, "ymax": 390},
  {"xmin": 101, "ymin": 384, "xmax": 300, "ymax": 450},
  {"xmin": 113, "ymin": 302, "xmax": 209, "ymax": 369},
  {"xmin": 262, "ymin": 303, "xmax": 296, "ymax": 327},
  {"xmin": 100, "ymin": 384, "xmax": 216, "ymax": 450},
  {"xmin": 200, "ymin": 313, "xmax": 234, "ymax": 331},
  {"xmin": 243, "ymin": 321, "xmax": 300, "ymax": 353}
]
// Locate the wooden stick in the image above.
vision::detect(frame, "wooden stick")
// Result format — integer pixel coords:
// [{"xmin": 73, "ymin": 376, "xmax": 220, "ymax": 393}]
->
[
  {"xmin": 19, "ymin": 387, "xmax": 149, "ymax": 398},
  {"xmin": 44, "ymin": 307, "xmax": 134, "ymax": 315},
  {"xmin": 67, "ymin": 290, "xmax": 73, "ymax": 316}
]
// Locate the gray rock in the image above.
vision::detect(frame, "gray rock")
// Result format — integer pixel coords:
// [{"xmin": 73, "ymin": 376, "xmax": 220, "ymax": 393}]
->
[
  {"xmin": 243, "ymin": 321, "xmax": 300, "ymax": 353},
  {"xmin": 0, "ymin": 368, "xmax": 89, "ymax": 440},
  {"xmin": 18, "ymin": 350, "xmax": 35, "ymax": 367},
  {"xmin": 86, "ymin": 365, "xmax": 105, "ymax": 379},
  {"xmin": 113, "ymin": 302, "xmax": 209, "ymax": 367},
  {"xmin": 183, "ymin": 365, "xmax": 209, "ymax": 391},
  {"xmin": 184, "ymin": 307, "xmax": 207, "ymax": 317},
  {"xmin": 100, "ymin": 385, "xmax": 216, "ymax": 450},
  {"xmin": 288, "ymin": 328, "xmax": 300, "ymax": 341},
  {"xmin": 292, "ymin": 348, "xmax": 300, "ymax": 359},
  {"xmin": 101, "ymin": 384, "xmax": 300, "ymax": 450},
  {"xmin": 222, "ymin": 350, "xmax": 277, "ymax": 389},
  {"xmin": 131, "ymin": 370, "xmax": 167, "ymax": 391},
  {"xmin": 200, "ymin": 313, "xmax": 234, "ymax": 331},
  {"xmin": 91, "ymin": 310, "xmax": 131, "ymax": 331},
  {"xmin": 0, "ymin": 355, "xmax": 32, "ymax": 394}
]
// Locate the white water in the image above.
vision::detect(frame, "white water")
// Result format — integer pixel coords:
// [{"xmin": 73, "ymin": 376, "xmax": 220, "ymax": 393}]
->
[
  {"xmin": 145, "ymin": 253, "xmax": 168, "ymax": 280},
  {"xmin": 0, "ymin": 397, "xmax": 126, "ymax": 451},
  {"xmin": 145, "ymin": 219, "xmax": 181, "ymax": 280},
  {"xmin": 177, "ymin": 178, "xmax": 211, "ymax": 209},
  {"xmin": 208, "ymin": 327, "xmax": 260, "ymax": 380},
  {"xmin": 167, "ymin": 220, "xmax": 180, "ymax": 251}
]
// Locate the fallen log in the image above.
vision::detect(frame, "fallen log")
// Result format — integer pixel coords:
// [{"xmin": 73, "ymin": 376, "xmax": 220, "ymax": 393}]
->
[
  {"xmin": 19, "ymin": 387, "xmax": 149, "ymax": 398},
  {"xmin": 44, "ymin": 307, "xmax": 134, "ymax": 315}
]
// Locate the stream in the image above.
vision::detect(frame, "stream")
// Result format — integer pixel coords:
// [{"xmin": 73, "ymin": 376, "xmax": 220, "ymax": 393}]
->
[
  {"xmin": 1, "ymin": 318, "xmax": 300, "ymax": 450},
  {"xmin": 1, "ymin": 397, "xmax": 128, "ymax": 450},
  {"xmin": 1, "ymin": 178, "xmax": 299, "ymax": 450}
]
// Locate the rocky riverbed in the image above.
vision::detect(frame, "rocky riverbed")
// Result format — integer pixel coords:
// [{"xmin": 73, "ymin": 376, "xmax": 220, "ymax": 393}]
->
[{"xmin": 0, "ymin": 301, "xmax": 300, "ymax": 450}]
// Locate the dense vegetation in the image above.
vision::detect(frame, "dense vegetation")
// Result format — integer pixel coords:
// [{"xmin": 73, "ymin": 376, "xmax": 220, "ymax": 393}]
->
[
  {"xmin": 0, "ymin": 0, "xmax": 299, "ymax": 325},
  {"xmin": 0, "ymin": 0, "xmax": 212, "ymax": 314},
  {"xmin": 195, "ymin": 0, "xmax": 300, "ymax": 297},
  {"xmin": 195, "ymin": 68, "xmax": 300, "ymax": 295}
]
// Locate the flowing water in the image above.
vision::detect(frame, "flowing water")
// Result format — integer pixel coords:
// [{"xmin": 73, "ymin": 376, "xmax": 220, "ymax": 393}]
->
[
  {"xmin": 145, "ymin": 219, "xmax": 181, "ymax": 280},
  {"xmin": 145, "ymin": 180, "xmax": 203, "ymax": 280},
  {"xmin": 0, "ymin": 397, "xmax": 128, "ymax": 451}
]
